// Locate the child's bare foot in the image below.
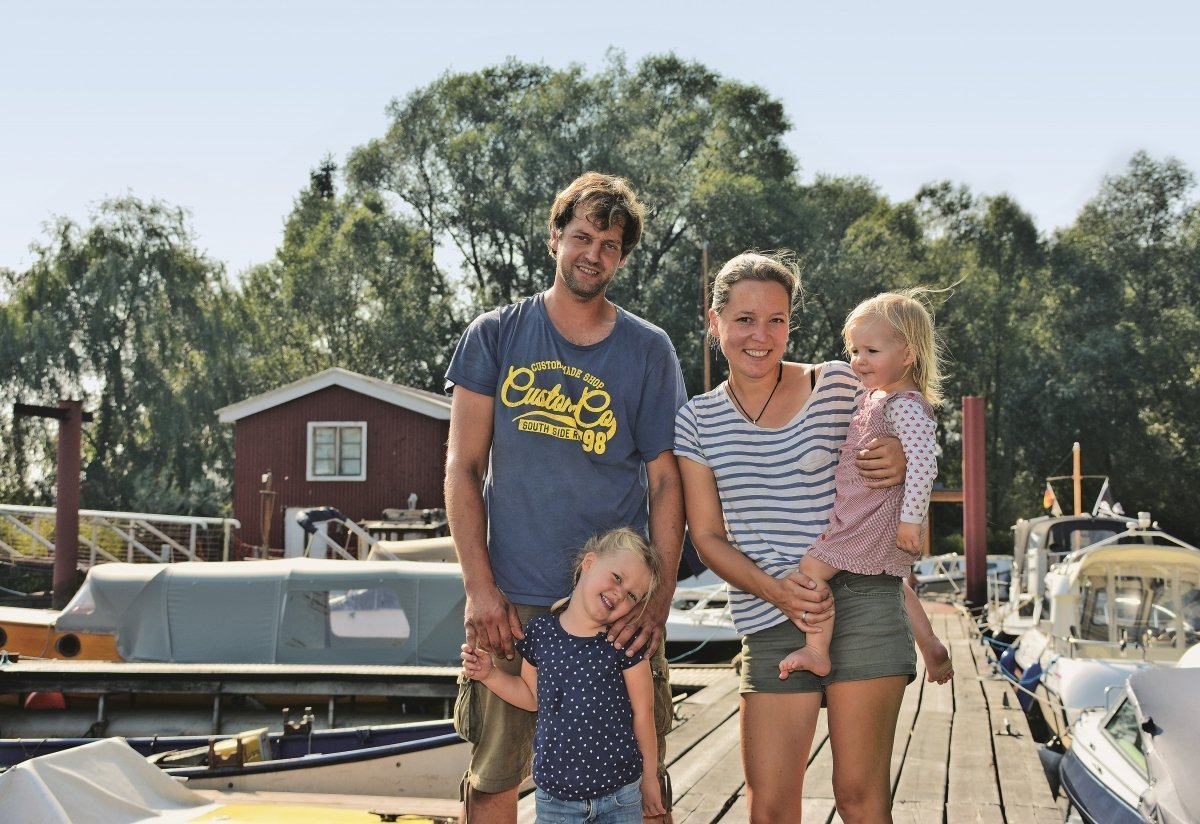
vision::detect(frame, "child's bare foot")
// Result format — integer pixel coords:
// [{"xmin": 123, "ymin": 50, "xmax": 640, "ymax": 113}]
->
[
  {"xmin": 779, "ymin": 647, "xmax": 832, "ymax": 679},
  {"xmin": 921, "ymin": 639, "xmax": 954, "ymax": 684}
]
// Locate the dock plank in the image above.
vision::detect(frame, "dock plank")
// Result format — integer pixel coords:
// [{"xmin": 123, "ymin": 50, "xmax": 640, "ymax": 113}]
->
[
  {"xmin": 946, "ymin": 636, "xmax": 1003, "ymax": 809},
  {"xmin": 453, "ymin": 606, "xmax": 1065, "ymax": 824}
]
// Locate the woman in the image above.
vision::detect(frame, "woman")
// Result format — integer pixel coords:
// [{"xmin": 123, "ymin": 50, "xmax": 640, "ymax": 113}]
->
[{"xmin": 674, "ymin": 252, "xmax": 914, "ymax": 823}]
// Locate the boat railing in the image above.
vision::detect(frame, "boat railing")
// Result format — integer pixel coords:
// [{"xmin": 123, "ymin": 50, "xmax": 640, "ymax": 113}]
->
[{"xmin": 0, "ymin": 504, "xmax": 241, "ymax": 566}]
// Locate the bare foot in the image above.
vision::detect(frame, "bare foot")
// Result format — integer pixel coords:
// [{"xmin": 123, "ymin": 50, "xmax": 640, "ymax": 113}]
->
[
  {"xmin": 921, "ymin": 639, "xmax": 954, "ymax": 684},
  {"xmin": 778, "ymin": 647, "xmax": 832, "ymax": 679}
]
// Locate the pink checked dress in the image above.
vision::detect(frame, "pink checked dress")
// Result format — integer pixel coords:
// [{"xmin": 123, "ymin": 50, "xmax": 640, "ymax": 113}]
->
[{"xmin": 805, "ymin": 390, "xmax": 937, "ymax": 578}]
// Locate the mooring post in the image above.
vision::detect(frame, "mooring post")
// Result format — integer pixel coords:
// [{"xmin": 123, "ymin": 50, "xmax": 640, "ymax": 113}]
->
[
  {"xmin": 962, "ymin": 396, "xmax": 987, "ymax": 607},
  {"xmin": 14, "ymin": 399, "xmax": 92, "ymax": 609},
  {"xmin": 52, "ymin": 400, "xmax": 84, "ymax": 609}
]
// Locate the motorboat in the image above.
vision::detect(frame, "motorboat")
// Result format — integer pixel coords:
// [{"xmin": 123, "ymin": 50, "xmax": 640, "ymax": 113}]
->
[
  {"xmin": 1005, "ymin": 519, "xmax": 1200, "ymax": 744},
  {"xmin": 983, "ymin": 513, "xmax": 1130, "ymax": 650},
  {"xmin": 0, "ymin": 716, "xmax": 468, "ymax": 797},
  {"xmin": 911, "ymin": 553, "xmax": 1013, "ymax": 601},
  {"xmin": 665, "ymin": 568, "xmax": 738, "ymax": 663},
  {"xmin": 1056, "ymin": 666, "xmax": 1200, "ymax": 824}
]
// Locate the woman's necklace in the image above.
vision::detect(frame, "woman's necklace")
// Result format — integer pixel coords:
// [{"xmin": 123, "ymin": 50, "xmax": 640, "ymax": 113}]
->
[{"xmin": 727, "ymin": 362, "xmax": 783, "ymax": 425}]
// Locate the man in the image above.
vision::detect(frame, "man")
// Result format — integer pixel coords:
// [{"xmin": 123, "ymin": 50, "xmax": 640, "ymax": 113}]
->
[{"xmin": 444, "ymin": 172, "xmax": 685, "ymax": 823}]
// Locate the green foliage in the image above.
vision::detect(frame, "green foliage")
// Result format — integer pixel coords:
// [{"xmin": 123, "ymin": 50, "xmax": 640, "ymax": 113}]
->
[
  {"xmin": 346, "ymin": 51, "xmax": 805, "ymax": 392},
  {"xmin": 0, "ymin": 197, "xmax": 238, "ymax": 513},
  {"xmin": 1040, "ymin": 153, "xmax": 1200, "ymax": 539},
  {"xmin": 2, "ymin": 55, "xmax": 1197, "ymax": 548},
  {"xmin": 233, "ymin": 160, "xmax": 459, "ymax": 395}
]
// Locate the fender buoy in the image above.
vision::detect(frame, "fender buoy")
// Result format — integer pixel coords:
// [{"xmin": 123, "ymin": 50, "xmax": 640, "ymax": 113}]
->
[{"xmin": 24, "ymin": 691, "xmax": 66, "ymax": 710}]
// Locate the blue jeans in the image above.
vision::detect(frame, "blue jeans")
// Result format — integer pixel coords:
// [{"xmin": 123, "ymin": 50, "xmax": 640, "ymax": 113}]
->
[{"xmin": 534, "ymin": 779, "xmax": 642, "ymax": 823}]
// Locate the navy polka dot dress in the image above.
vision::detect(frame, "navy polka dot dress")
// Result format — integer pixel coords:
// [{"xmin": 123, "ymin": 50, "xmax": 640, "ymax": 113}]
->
[{"xmin": 517, "ymin": 612, "xmax": 645, "ymax": 801}]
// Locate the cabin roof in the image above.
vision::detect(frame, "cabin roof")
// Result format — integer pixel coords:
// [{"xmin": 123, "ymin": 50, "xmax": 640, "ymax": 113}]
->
[{"xmin": 216, "ymin": 367, "xmax": 450, "ymax": 423}]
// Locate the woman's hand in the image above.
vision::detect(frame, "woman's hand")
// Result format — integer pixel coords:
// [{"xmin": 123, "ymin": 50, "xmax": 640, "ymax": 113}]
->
[
  {"xmin": 856, "ymin": 436, "xmax": 906, "ymax": 489},
  {"xmin": 768, "ymin": 571, "xmax": 834, "ymax": 632}
]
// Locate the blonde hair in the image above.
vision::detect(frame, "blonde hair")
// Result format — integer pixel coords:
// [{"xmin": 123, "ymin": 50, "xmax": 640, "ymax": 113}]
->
[
  {"xmin": 843, "ymin": 289, "xmax": 946, "ymax": 406},
  {"xmin": 551, "ymin": 527, "xmax": 662, "ymax": 614}
]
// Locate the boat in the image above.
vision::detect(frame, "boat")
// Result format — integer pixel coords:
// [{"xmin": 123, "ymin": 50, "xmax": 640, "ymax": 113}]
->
[
  {"xmin": 911, "ymin": 553, "xmax": 1013, "ymax": 601},
  {"xmin": 1056, "ymin": 665, "xmax": 1200, "ymax": 824},
  {"xmin": 0, "ymin": 737, "xmax": 460, "ymax": 822},
  {"xmin": 983, "ymin": 512, "xmax": 1131, "ymax": 650},
  {"xmin": 0, "ymin": 716, "xmax": 468, "ymax": 797},
  {"xmin": 664, "ymin": 568, "xmax": 738, "ymax": 663},
  {"xmin": 0, "ymin": 556, "xmax": 467, "ymax": 666},
  {"xmin": 371, "ymin": 536, "xmax": 741, "ymax": 663},
  {"xmin": 1004, "ymin": 517, "xmax": 1200, "ymax": 744}
]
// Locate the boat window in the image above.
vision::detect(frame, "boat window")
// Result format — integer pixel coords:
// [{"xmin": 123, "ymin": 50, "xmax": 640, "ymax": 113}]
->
[
  {"xmin": 328, "ymin": 588, "xmax": 411, "ymax": 640},
  {"xmin": 1045, "ymin": 523, "xmax": 1121, "ymax": 554},
  {"xmin": 1102, "ymin": 698, "xmax": 1148, "ymax": 777},
  {"xmin": 1081, "ymin": 575, "xmax": 1147, "ymax": 641},
  {"xmin": 1145, "ymin": 583, "xmax": 1200, "ymax": 648}
]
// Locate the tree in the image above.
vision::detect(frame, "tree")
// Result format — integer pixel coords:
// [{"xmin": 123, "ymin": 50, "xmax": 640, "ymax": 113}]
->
[
  {"xmin": 234, "ymin": 161, "xmax": 459, "ymax": 395},
  {"xmin": 1044, "ymin": 152, "xmax": 1200, "ymax": 538},
  {"xmin": 0, "ymin": 197, "xmax": 238, "ymax": 513},
  {"xmin": 346, "ymin": 51, "xmax": 805, "ymax": 393}
]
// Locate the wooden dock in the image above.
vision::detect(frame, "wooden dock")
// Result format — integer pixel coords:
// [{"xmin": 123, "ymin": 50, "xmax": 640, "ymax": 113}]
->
[
  {"xmin": 515, "ymin": 604, "xmax": 1062, "ymax": 823},
  {"xmin": 144, "ymin": 603, "xmax": 1061, "ymax": 823}
]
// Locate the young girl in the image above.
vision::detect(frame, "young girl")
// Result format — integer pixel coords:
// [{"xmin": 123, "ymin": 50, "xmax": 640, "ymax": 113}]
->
[
  {"xmin": 779, "ymin": 290, "xmax": 955, "ymax": 684},
  {"xmin": 460, "ymin": 527, "xmax": 667, "ymax": 823}
]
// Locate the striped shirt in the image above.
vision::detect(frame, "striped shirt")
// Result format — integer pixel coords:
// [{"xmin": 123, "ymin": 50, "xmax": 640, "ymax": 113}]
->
[{"xmin": 674, "ymin": 361, "xmax": 858, "ymax": 635}]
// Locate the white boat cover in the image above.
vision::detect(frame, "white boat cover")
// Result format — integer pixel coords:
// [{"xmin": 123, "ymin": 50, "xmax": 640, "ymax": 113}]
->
[
  {"xmin": 0, "ymin": 737, "xmax": 217, "ymax": 823},
  {"xmin": 1131, "ymin": 667, "xmax": 1200, "ymax": 824},
  {"xmin": 53, "ymin": 557, "xmax": 466, "ymax": 665}
]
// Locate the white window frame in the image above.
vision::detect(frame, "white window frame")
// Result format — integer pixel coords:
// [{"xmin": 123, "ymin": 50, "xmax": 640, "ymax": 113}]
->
[{"xmin": 306, "ymin": 421, "xmax": 368, "ymax": 482}]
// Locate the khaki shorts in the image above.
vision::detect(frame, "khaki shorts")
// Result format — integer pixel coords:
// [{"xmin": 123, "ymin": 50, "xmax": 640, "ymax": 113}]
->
[
  {"xmin": 739, "ymin": 571, "xmax": 916, "ymax": 694},
  {"xmin": 456, "ymin": 603, "xmax": 674, "ymax": 794}
]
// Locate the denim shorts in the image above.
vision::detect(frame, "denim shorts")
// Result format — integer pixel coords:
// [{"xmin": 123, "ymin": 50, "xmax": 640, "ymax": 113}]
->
[
  {"xmin": 534, "ymin": 779, "xmax": 642, "ymax": 823},
  {"xmin": 739, "ymin": 571, "xmax": 916, "ymax": 694}
]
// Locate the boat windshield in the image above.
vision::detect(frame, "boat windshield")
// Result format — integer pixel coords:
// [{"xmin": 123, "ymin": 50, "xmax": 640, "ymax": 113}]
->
[
  {"xmin": 1080, "ymin": 574, "xmax": 1200, "ymax": 648},
  {"xmin": 1103, "ymin": 697, "xmax": 1149, "ymax": 777}
]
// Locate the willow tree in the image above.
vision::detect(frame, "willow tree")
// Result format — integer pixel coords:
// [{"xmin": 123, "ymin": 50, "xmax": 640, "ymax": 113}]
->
[{"xmin": 0, "ymin": 197, "xmax": 238, "ymax": 513}]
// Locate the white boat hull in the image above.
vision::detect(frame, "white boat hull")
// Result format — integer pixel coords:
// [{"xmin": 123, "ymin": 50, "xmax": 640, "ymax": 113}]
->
[{"xmin": 178, "ymin": 737, "xmax": 470, "ymax": 797}]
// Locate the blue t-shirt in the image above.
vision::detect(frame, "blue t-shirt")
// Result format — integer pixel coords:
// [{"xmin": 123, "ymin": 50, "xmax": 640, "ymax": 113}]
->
[
  {"xmin": 445, "ymin": 293, "xmax": 686, "ymax": 604},
  {"xmin": 517, "ymin": 612, "xmax": 645, "ymax": 801}
]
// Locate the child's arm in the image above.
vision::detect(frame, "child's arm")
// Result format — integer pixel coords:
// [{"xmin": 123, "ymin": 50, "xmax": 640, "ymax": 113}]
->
[
  {"xmin": 624, "ymin": 659, "xmax": 665, "ymax": 817},
  {"xmin": 886, "ymin": 394, "xmax": 937, "ymax": 551},
  {"xmin": 460, "ymin": 643, "xmax": 538, "ymax": 711}
]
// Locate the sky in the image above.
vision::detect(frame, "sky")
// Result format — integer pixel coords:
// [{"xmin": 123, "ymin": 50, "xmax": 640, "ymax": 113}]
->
[{"xmin": 3, "ymin": 1, "xmax": 1197, "ymax": 278}]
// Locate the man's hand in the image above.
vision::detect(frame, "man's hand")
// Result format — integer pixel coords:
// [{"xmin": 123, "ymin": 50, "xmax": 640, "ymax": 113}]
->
[
  {"xmin": 607, "ymin": 587, "xmax": 671, "ymax": 658},
  {"xmin": 856, "ymin": 436, "xmax": 906, "ymax": 489},
  {"xmin": 464, "ymin": 583, "xmax": 524, "ymax": 660}
]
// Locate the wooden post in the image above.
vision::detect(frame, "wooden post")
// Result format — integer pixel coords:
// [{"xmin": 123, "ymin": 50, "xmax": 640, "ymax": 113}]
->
[
  {"xmin": 13, "ymin": 401, "xmax": 93, "ymax": 608},
  {"xmin": 53, "ymin": 400, "xmax": 83, "ymax": 608},
  {"xmin": 962, "ymin": 397, "xmax": 987, "ymax": 607}
]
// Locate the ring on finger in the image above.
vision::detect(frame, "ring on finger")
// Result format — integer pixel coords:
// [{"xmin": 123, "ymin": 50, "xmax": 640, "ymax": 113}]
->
[{"xmin": 802, "ymin": 611, "xmax": 808, "ymax": 623}]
